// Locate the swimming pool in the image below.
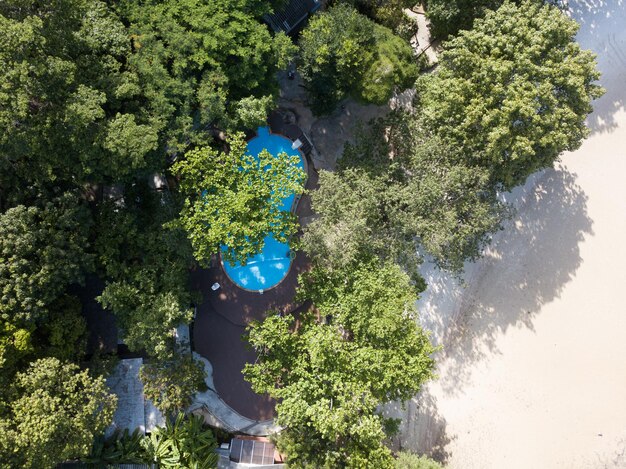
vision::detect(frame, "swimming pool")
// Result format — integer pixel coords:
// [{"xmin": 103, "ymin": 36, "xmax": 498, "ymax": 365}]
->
[{"xmin": 221, "ymin": 127, "xmax": 305, "ymax": 292}]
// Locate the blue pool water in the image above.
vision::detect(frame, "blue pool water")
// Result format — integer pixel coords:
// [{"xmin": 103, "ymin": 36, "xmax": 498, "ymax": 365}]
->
[{"xmin": 222, "ymin": 127, "xmax": 305, "ymax": 291}]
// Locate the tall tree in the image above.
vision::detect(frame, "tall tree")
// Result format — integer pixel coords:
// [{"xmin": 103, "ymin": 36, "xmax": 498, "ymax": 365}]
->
[
  {"xmin": 0, "ymin": 193, "xmax": 93, "ymax": 324},
  {"xmin": 339, "ymin": 0, "xmax": 417, "ymax": 36},
  {"xmin": 299, "ymin": 4, "xmax": 418, "ymax": 113},
  {"xmin": 140, "ymin": 353, "xmax": 208, "ymax": 416},
  {"xmin": 116, "ymin": 0, "xmax": 296, "ymax": 153},
  {"xmin": 0, "ymin": 0, "xmax": 159, "ymax": 195},
  {"xmin": 245, "ymin": 259, "xmax": 435, "ymax": 467},
  {"xmin": 425, "ymin": 0, "xmax": 507, "ymax": 38},
  {"xmin": 303, "ymin": 113, "xmax": 506, "ymax": 277},
  {"xmin": 419, "ymin": 0, "xmax": 604, "ymax": 189},
  {"xmin": 0, "ymin": 358, "xmax": 116, "ymax": 469},
  {"xmin": 94, "ymin": 183, "xmax": 193, "ymax": 359},
  {"xmin": 172, "ymin": 134, "xmax": 306, "ymax": 265}
]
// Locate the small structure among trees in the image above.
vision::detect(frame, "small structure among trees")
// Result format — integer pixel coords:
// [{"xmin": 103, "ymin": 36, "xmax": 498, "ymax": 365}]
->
[{"xmin": 264, "ymin": 0, "xmax": 322, "ymax": 34}]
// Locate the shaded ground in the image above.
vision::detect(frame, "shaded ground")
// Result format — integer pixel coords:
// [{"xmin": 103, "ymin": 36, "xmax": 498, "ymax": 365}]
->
[{"xmin": 191, "ymin": 160, "xmax": 318, "ymax": 422}]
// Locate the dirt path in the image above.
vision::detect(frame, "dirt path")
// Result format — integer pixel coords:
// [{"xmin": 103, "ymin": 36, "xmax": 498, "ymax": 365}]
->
[{"xmin": 390, "ymin": 2, "xmax": 626, "ymax": 467}]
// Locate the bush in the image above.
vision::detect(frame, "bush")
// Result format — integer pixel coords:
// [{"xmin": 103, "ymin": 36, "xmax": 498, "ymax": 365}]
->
[{"xmin": 396, "ymin": 451, "xmax": 445, "ymax": 469}]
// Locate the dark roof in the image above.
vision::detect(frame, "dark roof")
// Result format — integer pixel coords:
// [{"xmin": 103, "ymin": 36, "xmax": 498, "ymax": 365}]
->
[
  {"xmin": 264, "ymin": 0, "xmax": 322, "ymax": 34},
  {"xmin": 69, "ymin": 274, "xmax": 118, "ymax": 354}
]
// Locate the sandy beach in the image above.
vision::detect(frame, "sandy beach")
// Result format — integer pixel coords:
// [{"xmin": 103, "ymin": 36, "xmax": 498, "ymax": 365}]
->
[{"xmin": 390, "ymin": 1, "xmax": 626, "ymax": 467}]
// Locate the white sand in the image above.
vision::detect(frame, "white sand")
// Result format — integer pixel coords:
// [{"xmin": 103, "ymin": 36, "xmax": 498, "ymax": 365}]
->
[{"xmin": 392, "ymin": 1, "xmax": 626, "ymax": 467}]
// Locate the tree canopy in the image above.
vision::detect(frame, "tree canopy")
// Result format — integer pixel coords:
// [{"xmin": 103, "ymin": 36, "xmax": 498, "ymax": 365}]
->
[
  {"xmin": 0, "ymin": 193, "xmax": 93, "ymax": 324},
  {"xmin": 0, "ymin": 0, "xmax": 160, "ymax": 195},
  {"xmin": 95, "ymin": 183, "xmax": 193, "ymax": 359},
  {"xmin": 0, "ymin": 358, "xmax": 116, "ymax": 469},
  {"xmin": 425, "ymin": 0, "xmax": 507, "ymax": 39},
  {"xmin": 116, "ymin": 0, "xmax": 295, "ymax": 152},
  {"xmin": 140, "ymin": 354, "xmax": 208, "ymax": 416},
  {"xmin": 303, "ymin": 112, "xmax": 507, "ymax": 278},
  {"xmin": 419, "ymin": 0, "xmax": 604, "ymax": 189},
  {"xmin": 299, "ymin": 4, "xmax": 418, "ymax": 113},
  {"xmin": 173, "ymin": 134, "xmax": 306, "ymax": 265},
  {"xmin": 245, "ymin": 259, "xmax": 435, "ymax": 467}
]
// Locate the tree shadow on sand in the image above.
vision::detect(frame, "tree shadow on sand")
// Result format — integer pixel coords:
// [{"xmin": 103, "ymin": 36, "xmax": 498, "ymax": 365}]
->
[
  {"xmin": 438, "ymin": 166, "xmax": 593, "ymax": 396},
  {"xmin": 383, "ymin": 389, "xmax": 455, "ymax": 464},
  {"xmin": 567, "ymin": 0, "xmax": 626, "ymax": 135}
]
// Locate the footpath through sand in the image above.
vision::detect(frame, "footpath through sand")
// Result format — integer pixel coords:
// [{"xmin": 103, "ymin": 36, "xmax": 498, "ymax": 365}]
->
[{"xmin": 386, "ymin": 1, "xmax": 626, "ymax": 468}]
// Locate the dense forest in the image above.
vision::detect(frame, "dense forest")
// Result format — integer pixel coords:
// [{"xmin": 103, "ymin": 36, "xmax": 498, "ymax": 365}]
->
[{"xmin": 0, "ymin": 0, "xmax": 601, "ymax": 467}]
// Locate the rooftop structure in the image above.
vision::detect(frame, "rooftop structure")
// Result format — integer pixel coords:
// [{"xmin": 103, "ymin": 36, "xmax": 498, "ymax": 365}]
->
[{"xmin": 264, "ymin": 0, "xmax": 321, "ymax": 34}]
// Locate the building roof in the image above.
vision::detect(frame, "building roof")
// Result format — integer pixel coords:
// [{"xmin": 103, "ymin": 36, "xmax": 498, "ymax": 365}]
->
[{"xmin": 264, "ymin": 0, "xmax": 321, "ymax": 34}]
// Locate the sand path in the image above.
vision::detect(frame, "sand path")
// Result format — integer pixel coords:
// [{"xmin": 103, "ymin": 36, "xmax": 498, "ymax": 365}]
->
[{"xmin": 391, "ymin": 1, "xmax": 626, "ymax": 467}]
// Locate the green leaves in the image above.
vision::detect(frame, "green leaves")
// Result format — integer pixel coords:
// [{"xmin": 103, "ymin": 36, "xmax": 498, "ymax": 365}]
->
[
  {"xmin": 143, "ymin": 413, "xmax": 218, "ymax": 469},
  {"xmin": 0, "ymin": 0, "xmax": 156, "ymax": 190},
  {"xmin": 140, "ymin": 354, "xmax": 208, "ymax": 416},
  {"xmin": 299, "ymin": 4, "xmax": 417, "ymax": 113},
  {"xmin": 102, "ymin": 113, "xmax": 160, "ymax": 177},
  {"xmin": 0, "ymin": 193, "xmax": 93, "ymax": 324},
  {"xmin": 420, "ymin": 0, "xmax": 604, "ymax": 189},
  {"xmin": 173, "ymin": 133, "xmax": 305, "ymax": 265},
  {"xmin": 119, "ymin": 0, "xmax": 294, "ymax": 143},
  {"xmin": 426, "ymin": 0, "xmax": 506, "ymax": 38},
  {"xmin": 94, "ymin": 185, "xmax": 193, "ymax": 359},
  {"xmin": 0, "ymin": 358, "xmax": 117, "ymax": 469},
  {"xmin": 244, "ymin": 260, "xmax": 435, "ymax": 467}
]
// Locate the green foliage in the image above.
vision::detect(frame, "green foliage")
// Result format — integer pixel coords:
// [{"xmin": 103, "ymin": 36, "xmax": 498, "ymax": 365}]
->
[
  {"xmin": 395, "ymin": 451, "xmax": 445, "ymax": 469},
  {"xmin": 0, "ymin": 0, "xmax": 158, "ymax": 193},
  {"xmin": 0, "ymin": 193, "xmax": 93, "ymax": 394},
  {"xmin": 0, "ymin": 358, "xmax": 116, "ymax": 469},
  {"xmin": 87, "ymin": 428, "xmax": 151, "ymax": 465},
  {"xmin": 0, "ymin": 193, "xmax": 93, "ymax": 324},
  {"xmin": 304, "ymin": 112, "xmax": 506, "ymax": 276},
  {"xmin": 140, "ymin": 354, "xmax": 208, "ymax": 416},
  {"xmin": 340, "ymin": 0, "xmax": 416, "ymax": 33},
  {"xmin": 425, "ymin": 0, "xmax": 506, "ymax": 38},
  {"xmin": 143, "ymin": 413, "xmax": 218, "ymax": 469},
  {"xmin": 117, "ymin": 0, "xmax": 295, "ymax": 147},
  {"xmin": 299, "ymin": 4, "xmax": 417, "ymax": 113},
  {"xmin": 245, "ymin": 259, "xmax": 435, "ymax": 468},
  {"xmin": 361, "ymin": 25, "xmax": 420, "ymax": 104},
  {"xmin": 95, "ymin": 184, "xmax": 193, "ymax": 359},
  {"xmin": 36, "ymin": 295, "xmax": 87, "ymax": 362},
  {"xmin": 0, "ymin": 322, "xmax": 33, "ymax": 391},
  {"xmin": 172, "ymin": 133, "xmax": 306, "ymax": 265},
  {"xmin": 419, "ymin": 0, "xmax": 604, "ymax": 189}
]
